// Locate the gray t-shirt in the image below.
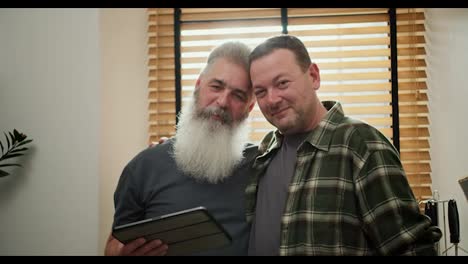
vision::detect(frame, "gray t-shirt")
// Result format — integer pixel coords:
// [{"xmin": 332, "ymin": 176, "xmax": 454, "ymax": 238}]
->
[
  {"xmin": 248, "ymin": 133, "xmax": 308, "ymax": 256},
  {"xmin": 113, "ymin": 139, "xmax": 258, "ymax": 255}
]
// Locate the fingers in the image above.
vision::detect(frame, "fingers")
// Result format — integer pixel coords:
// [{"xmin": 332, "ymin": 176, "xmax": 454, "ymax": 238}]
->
[
  {"xmin": 121, "ymin": 238, "xmax": 168, "ymax": 256},
  {"xmin": 144, "ymin": 240, "xmax": 169, "ymax": 256},
  {"xmin": 148, "ymin": 137, "xmax": 169, "ymax": 148},
  {"xmin": 120, "ymin": 238, "xmax": 147, "ymax": 256},
  {"xmin": 158, "ymin": 137, "xmax": 169, "ymax": 144},
  {"xmin": 104, "ymin": 235, "xmax": 124, "ymax": 256}
]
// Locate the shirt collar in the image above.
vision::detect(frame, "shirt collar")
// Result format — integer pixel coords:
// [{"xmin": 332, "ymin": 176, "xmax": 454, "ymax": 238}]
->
[
  {"xmin": 303, "ymin": 101, "xmax": 345, "ymax": 152},
  {"xmin": 261, "ymin": 101, "xmax": 345, "ymax": 154}
]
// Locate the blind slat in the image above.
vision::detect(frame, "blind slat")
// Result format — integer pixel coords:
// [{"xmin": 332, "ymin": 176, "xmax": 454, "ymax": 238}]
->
[
  {"xmin": 400, "ymin": 127, "xmax": 429, "ymax": 137},
  {"xmin": 400, "ymin": 116, "xmax": 429, "ymax": 126},
  {"xmin": 319, "ymin": 60, "xmax": 390, "ymax": 70},
  {"xmin": 407, "ymin": 174, "xmax": 432, "ymax": 185},
  {"xmin": 182, "ymin": 31, "xmax": 283, "ymax": 42},
  {"xmin": 403, "ymin": 163, "xmax": 431, "ymax": 173},
  {"xmin": 399, "ymin": 92, "xmax": 428, "ymax": 103},
  {"xmin": 309, "ymin": 49, "xmax": 390, "ymax": 59},
  {"xmin": 320, "ymin": 94, "xmax": 391, "ymax": 104},
  {"xmin": 181, "ymin": 9, "xmax": 280, "ymax": 21},
  {"xmin": 285, "ymin": 25, "xmax": 389, "ymax": 37},
  {"xmin": 288, "ymin": 8, "xmax": 388, "ymax": 17},
  {"xmin": 398, "ymin": 59, "xmax": 426, "ymax": 68},
  {"xmin": 399, "ymin": 105, "xmax": 428, "ymax": 114},
  {"xmin": 289, "ymin": 13, "xmax": 389, "ymax": 26},
  {"xmin": 400, "ymin": 151, "xmax": 431, "ymax": 161},
  {"xmin": 149, "ymin": 113, "xmax": 177, "ymax": 123},
  {"xmin": 181, "ymin": 18, "xmax": 281, "ymax": 30},
  {"xmin": 400, "ymin": 139, "xmax": 430, "ymax": 149},
  {"xmin": 149, "ymin": 80, "xmax": 175, "ymax": 90}
]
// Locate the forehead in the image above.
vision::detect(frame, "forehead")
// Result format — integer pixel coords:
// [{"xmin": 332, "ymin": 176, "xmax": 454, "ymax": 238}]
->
[
  {"xmin": 203, "ymin": 58, "xmax": 251, "ymax": 90},
  {"xmin": 250, "ymin": 49, "xmax": 301, "ymax": 82},
  {"xmin": 253, "ymin": 49, "xmax": 297, "ymax": 68}
]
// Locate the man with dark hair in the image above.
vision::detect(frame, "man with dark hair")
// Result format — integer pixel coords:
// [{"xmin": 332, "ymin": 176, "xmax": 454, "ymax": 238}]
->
[{"xmin": 246, "ymin": 35, "xmax": 441, "ymax": 256}]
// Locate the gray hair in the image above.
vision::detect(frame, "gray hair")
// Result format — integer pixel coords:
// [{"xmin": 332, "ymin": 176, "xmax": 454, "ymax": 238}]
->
[{"xmin": 201, "ymin": 41, "xmax": 252, "ymax": 75}]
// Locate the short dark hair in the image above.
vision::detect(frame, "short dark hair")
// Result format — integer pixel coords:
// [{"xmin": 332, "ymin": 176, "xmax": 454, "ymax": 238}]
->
[{"xmin": 249, "ymin": 35, "xmax": 311, "ymax": 72}]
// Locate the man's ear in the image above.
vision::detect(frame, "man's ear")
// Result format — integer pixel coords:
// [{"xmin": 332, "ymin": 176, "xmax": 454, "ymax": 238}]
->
[
  {"xmin": 308, "ymin": 63, "xmax": 321, "ymax": 90},
  {"xmin": 195, "ymin": 77, "xmax": 201, "ymax": 88}
]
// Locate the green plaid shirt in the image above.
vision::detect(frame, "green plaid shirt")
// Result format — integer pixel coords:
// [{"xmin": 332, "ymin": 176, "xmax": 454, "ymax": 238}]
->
[{"xmin": 245, "ymin": 101, "xmax": 441, "ymax": 255}]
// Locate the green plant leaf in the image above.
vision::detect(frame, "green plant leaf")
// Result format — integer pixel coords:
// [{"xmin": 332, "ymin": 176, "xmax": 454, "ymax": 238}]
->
[
  {"xmin": 13, "ymin": 129, "xmax": 20, "ymax": 139},
  {"xmin": 0, "ymin": 153, "xmax": 24, "ymax": 161},
  {"xmin": 18, "ymin": 133, "xmax": 27, "ymax": 142},
  {"xmin": 0, "ymin": 163, "xmax": 22, "ymax": 168},
  {"xmin": 0, "ymin": 169, "xmax": 10, "ymax": 177},
  {"xmin": 16, "ymin": 139, "xmax": 32, "ymax": 147},
  {"xmin": 9, "ymin": 131, "xmax": 16, "ymax": 145},
  {"xmin": 11, "ymin": 147, "xmax": 28, "ymax": 154},
  {"xmin": 4, "ymin": 132, "xmax": 10, "ymax": 149}
]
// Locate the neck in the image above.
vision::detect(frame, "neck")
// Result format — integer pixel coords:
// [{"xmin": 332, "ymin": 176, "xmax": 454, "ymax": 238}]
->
[{"xmin": 284, "ymin": 101, "xmax": 327, "ymax": 136}]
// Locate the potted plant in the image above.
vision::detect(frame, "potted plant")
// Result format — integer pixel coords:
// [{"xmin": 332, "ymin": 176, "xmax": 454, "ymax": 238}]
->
[{"xmin": 0, "ymin": 129, "xmax": 33, "ymax": 177}]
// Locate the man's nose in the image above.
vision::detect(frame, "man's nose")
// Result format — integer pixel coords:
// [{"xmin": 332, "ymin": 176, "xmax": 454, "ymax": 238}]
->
[
  {"xmin": 216, "ymin": 91, "xmax": 229, "ymax": 107},
  {"xmin": 266, "ymin": 89, "xmax": 281, "ymax": 107}
]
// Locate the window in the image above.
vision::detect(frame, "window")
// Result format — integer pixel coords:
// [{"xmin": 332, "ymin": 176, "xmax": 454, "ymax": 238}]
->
[{"xmin": 147, "ymin": 8, "xmax": 431, "ymax": 201}]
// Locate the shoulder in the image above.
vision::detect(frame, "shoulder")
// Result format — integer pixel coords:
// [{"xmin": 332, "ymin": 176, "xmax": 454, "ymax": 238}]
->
[
  {"xmin": 257, "ymin": 130, "xmax": 276, "ymax": 154},
  {"xmin": 125, "ymin": 138, "xmax": 175, "ymax": 172},
  {"xmin": 334, "ymin": 117, "xmax": 398, "ymax": 156},
  {"xmin": 243, "ymin": 142, "xmax": 259, "ymax": 162}
]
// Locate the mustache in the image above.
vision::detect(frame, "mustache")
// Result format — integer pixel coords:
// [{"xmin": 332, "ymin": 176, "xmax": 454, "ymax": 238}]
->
[{"xmin": 196, "ymin": 106, "xmax": 233, "ymax": 125}]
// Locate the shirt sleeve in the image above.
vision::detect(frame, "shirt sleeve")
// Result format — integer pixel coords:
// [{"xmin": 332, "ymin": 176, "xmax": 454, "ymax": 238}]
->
[
  {"xmin": 356, "ymin": 149, "xmax": 441, "ymax": 255},
  {"xmin": 112, "ymin": 161, "xmax": 145, "ymax": 228}
]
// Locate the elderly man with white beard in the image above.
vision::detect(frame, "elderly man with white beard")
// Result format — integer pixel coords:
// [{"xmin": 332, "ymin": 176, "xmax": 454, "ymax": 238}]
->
[{"xmin": 104, "ymin": 41, "xmax": 257, "ymax": 256}]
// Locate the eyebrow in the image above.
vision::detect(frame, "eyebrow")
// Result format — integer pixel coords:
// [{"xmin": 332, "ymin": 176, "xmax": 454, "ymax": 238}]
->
[
  {"xmin": 272, "ymin": 74, "xmax": 286, "ymax": 84},
  {"xmin": 211, "ymin": 78, "xmax": 249, "ymax": 99},
  {"xmin": 209, "ymin": 78, "xmax": 226, "ymax": 86},
  {"xmin": 254, "ymin": 74, "xmax": 285, "ymax": 89}
]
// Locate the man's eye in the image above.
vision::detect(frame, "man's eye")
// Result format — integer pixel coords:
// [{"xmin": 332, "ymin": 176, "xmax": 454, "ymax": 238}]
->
[
  {"xmin": 278, "ymin": 80, "xmax": 289, "ymax": 88},
  {"xmin": 234, "ymin": 93, "xmax": 246, "ymax": 101},
  {"xmin": 255, "ymin": 89, "xmax": 266, "ymax": 98}
]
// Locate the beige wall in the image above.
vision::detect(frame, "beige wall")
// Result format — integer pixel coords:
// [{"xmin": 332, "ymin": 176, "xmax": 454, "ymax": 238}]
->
[
  {"xmin": 425, "ymin": 8, "xmax": 468, "ymax": 256},
  {"xmin": 98, "ymin": 8, "xmax": 149, "ymax": 254},
  {"xmin": 0, "ymin": 8, "xmax": 100, "ymax": 255}
]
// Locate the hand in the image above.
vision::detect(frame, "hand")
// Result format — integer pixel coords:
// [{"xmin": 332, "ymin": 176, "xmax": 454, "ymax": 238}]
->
[
  {"xmin": 120, "ymin": 238, "xmax": 168, "ymax": 256},
  {"xmin": 105, "ymin": 235, "xmax": 168, "ymax": 256},
  {"xmin": 149, "ymin": 137, "xmax": 169, "ymax": 147}
]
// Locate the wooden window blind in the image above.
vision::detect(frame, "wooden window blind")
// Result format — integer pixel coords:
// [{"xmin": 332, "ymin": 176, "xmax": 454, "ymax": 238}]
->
[
  {"xmin": 288, "ymin": 8, "xmax": 393, "ymax": 139},
  {"xmin": 396, "ymin": 8, "xmax": 432, "ymax": 200},
  {"xmin": 146, "ymin": 8, "xmax": 432, "ymax": 202},
  {"xmin": 148, "ymin": 8, "xmax": 177, "ymax": 142}
]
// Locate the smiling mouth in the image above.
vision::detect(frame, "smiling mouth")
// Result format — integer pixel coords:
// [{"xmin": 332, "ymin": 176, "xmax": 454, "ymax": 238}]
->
[
  {"xmin": 271, "ymin": 107, "xmax": 289, "ymax": 117},
  {"xmin": 211, "ymin": 114, "xmax": 226, "ymax": 124}
]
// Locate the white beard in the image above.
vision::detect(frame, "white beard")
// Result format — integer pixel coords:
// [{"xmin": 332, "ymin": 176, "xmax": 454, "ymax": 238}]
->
[{"xmin": 172, "ymin": 99, "xmax": 249, "ymax": 184}]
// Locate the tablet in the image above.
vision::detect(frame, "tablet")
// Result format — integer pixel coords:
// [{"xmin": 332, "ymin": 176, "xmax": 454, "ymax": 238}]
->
[{"xmin": 112, "ymin": 206, "xmax": 232, "ymax": 256}]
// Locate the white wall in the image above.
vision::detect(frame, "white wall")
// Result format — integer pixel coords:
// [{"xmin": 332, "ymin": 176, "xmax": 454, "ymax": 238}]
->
[
  {"xmin": 0, "ymin": 9, "xmax": 100, "ymax": 255},
  {"xmin": 425, "ymin": 8, "xmax": 468, "ymax": 256},
  {"xmin": 98, "ymin": 8, "xmax": 148, "ymax": 254},
  {"xmin": 0, "ymin": 8, "xmax": 148, "ymax": 256}
]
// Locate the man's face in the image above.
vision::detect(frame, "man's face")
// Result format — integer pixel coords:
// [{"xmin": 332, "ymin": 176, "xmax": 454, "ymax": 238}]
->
[
  {"xmin": 250, "ymin": 49, "xmax": 321, "ymax": 135},
  {"xmin": 195, "ymin": 58, "xmax": 254, "ymax": 128}
]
